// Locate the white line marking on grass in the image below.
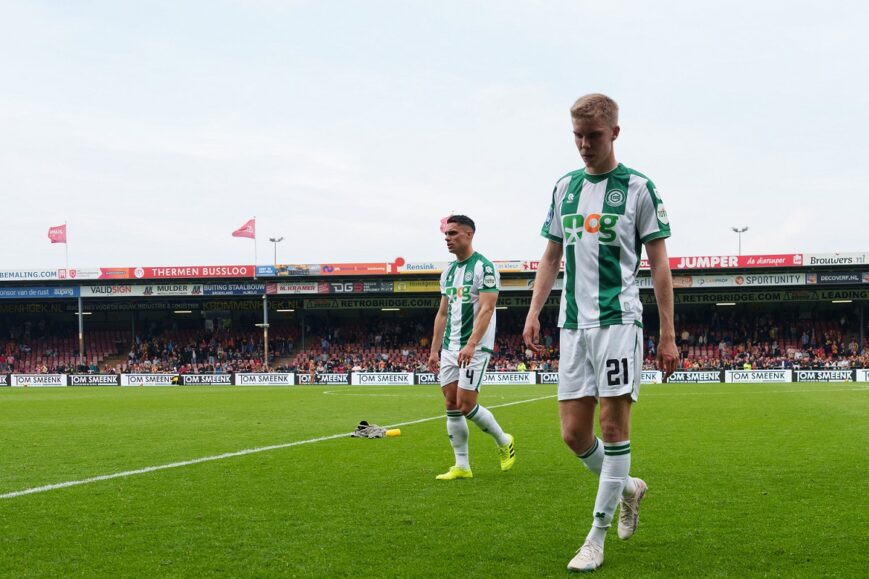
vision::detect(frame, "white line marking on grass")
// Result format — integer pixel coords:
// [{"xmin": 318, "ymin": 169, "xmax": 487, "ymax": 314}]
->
[
  {"xmin": 0, "ymin": 394, "xmax": 556, "ymax": 501},
  {"xmin": 322, "ymin": 391, "xmax": 434, "ymax": 398},
  {"xmin": 644, "ymin": 387, "xmax": 869, "ymax": 396}
]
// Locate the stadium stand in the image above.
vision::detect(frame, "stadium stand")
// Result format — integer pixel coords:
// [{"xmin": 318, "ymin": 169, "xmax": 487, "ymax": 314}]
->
[{"xmin": 4, "ymin": 306, "xmax": 865, "ymax": 375}]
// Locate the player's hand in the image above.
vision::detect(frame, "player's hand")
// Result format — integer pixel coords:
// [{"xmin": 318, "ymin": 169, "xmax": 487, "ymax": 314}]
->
[
  {"xmin": 657, "ymin": 336, "xmax": 679, "ymax": 378},
  {"xmin": 523, "ymin": 316, "xmax": 545, "ymax": 355},
  {"xmin": 457, "ymin": 343, "xmax": 475, "ymax": 367},
  {"xmin": 427, "ymin": 351, "xmax": 440, "ymax": 374}
]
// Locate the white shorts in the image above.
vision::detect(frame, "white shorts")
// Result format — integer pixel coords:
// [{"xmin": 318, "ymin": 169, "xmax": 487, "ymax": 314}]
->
[
  {"xmin": 558, "ymin": 324, "xmax": 642, "ymax": 402},
  {"xmin": 439, "ymin": 350, "xmax": 491, "ymax": 391}
]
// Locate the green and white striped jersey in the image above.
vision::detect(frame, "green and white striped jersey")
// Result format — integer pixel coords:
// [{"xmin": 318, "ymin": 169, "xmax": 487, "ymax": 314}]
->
[
  {"xmin": 540, "ymin": 163, "xmax": 671, "ymax": 329},
  {"xmin": 439, "ymin": 252, "xmax": 500, "ymax": 352}
]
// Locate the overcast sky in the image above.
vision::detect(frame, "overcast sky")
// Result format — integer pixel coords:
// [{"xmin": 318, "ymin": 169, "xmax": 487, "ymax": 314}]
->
[{"xmin": 2, "ymin": 0, "xmax": 867, "ymax": 269}]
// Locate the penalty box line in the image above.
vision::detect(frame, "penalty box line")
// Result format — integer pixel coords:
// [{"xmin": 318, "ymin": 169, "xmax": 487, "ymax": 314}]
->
[{"xmin": 0, "ymin": 394, "xmax": 556, "ymax": 501}]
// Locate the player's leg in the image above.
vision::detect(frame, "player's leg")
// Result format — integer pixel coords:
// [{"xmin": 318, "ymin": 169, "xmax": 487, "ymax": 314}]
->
[
  {"xmin": 559, "ymin": 328, "xmax": 607, "ymax": 572},
  {"xmin": 584, "ymin": 325, "xmax": 644, "ymax": 550},
  {"xmin": 559, "ymin": 397, "xmax": 602, "ymax": 474},
  {"xmin": 456, "ymin": 352, "xmax": 515, "ymax": 471},
  {"xmin": 557, "ymin": 328, "xmax": 604, "ymax": 473},
  {"xmin": 612, "ymin": 325, "xmax": 646, "ymax": 539},
  {"xmin": 436, "ymin": 350, "xmax": 472, "ymax": 480}
]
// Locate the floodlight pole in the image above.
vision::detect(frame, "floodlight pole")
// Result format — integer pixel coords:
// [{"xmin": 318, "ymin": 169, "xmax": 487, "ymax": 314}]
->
[
  {"xmin": 731, "ymin": 226, "xmax": 749, "ymax": 256},
  {"xmin": 268, "ymin": 236, "xmax": 284, "ymax": 267},
  {"xmin": 261, "ymin": 294, "xmax": 270, "ymax": 370},
  {"xmin": 77, "ymin": 296, "xmax": 85, "ymax": 369}
]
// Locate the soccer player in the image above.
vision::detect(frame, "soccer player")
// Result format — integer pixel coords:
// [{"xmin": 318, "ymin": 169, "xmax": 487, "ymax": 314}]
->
[
  {"xmin": 522, "ymin": 94, "xmax": 678, "ymax": 572},
  {"xmin": 428, "ymin": 215, "xmax": 516, "ymax": 480}
]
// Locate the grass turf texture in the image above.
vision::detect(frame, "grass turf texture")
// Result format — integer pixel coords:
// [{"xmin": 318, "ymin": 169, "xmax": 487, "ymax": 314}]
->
[{"xmin": 1, "ymin": 383, "xmax": 866, "ymax": 577}]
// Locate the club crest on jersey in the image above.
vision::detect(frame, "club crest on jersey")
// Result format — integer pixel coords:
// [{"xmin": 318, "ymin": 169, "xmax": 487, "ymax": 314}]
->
[
  {"xmin": 605, "ymin": 189, "xmax": 626, "ymax": 207},
  {"xmin": 464, "ymin": 271, "xmax": 473, "ymax": 282}
]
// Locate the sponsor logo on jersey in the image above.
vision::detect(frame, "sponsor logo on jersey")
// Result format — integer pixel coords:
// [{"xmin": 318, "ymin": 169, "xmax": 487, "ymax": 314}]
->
[
  {"xmin": 605, "ymin": 190, "xmax": 626, "ymax": 207},
  {"xmin": 562, "ymin": 213, "xmax": 620, "ymax": 244},
  {"xmin": 445, "ymin": 285, "xmax": 472, "ymax": 303}
]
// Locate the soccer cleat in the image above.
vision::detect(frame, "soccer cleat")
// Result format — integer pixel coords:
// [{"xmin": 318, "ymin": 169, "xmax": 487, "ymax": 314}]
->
[
  {"xmin": 498, "ymin": 434, "xmax": 516, "ymax": 471},
  {"xmin": 435, "ymin": 466, "xmax": 473, "ymax": 481},
  {"xmin": 567, "ymin": 540, "xmax": 604, "ymax": 572},
  {"xmin": 618, "ymin": 477, "xmax": 648, "ymax": 540}
]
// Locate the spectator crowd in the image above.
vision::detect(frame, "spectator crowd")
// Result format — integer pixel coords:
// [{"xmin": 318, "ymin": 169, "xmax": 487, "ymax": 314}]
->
[{"xmin": 2, "ymin": 309, "xmax": 868, "ymax": 375}]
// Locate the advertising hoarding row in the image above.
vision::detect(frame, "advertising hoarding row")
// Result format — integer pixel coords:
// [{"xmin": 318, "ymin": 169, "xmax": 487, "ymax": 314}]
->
[
  {"xmin": 3, "ymin": 370, "xmax": 868, "ymax": 386},
  {"xmin": 3, "ymin": 269, "xmax": 864, "ymax": 303},
  {"xmin": 0, "ymin": 253, "xmax": 865, "ymax": 282}
]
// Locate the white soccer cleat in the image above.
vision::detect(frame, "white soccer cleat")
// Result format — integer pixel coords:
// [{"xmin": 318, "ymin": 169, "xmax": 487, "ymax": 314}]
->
[
  {"xmin": 567, "ymin": 540, "xmax": 604, "ymax": 572},
  {"xmin": 618, "ymin": 477, "xmax": 648, "ymax": 540}
]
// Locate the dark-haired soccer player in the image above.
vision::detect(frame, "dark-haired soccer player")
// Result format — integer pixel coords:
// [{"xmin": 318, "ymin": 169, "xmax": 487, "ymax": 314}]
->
[
  {"xmin": 523, "ymin": 94, "xmax": 678, "ymax": 572},
  {"xmin": 428, "ymin": 215, "xmax": 515, "ymax": 480}
]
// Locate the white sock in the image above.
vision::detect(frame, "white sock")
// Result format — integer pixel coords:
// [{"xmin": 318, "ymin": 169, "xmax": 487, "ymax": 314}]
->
[
  {"xmin": 577, "ymin": 437, "xmax": 604, "ymax": 476},
  {"xmin": 577, "ymin": 437, "xmax": 637, "ymax": 498},
  {"xmin": 586, "ymin": 441, "xmax": 631, "ymax": 547},
  {"xmin": 465, "ymin": 404, "xmax": 509, "ymax": 446},
  {"xmin": 446, "ymin": 410, "xmax": 469, "ymax": 469}
]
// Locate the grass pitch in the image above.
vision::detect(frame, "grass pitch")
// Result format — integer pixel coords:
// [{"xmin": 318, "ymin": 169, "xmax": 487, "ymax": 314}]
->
[{"xmin": 1, "ymin": 382, "xmax": 866, "ymax": 577}]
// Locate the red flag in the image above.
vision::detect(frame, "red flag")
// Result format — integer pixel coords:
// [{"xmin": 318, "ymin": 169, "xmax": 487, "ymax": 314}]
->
[
  {"xmin": 48, "ymin": 224, "xmax": 67, "ymax": 244},
  {"xmin": 232, "ymin": 218, "xmax": 256, "ymax": 239}
]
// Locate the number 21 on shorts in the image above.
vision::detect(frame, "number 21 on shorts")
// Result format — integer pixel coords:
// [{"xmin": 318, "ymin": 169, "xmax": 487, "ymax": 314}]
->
[{"xmin": 605, "ymin": 358, "xmax": 629, "ymax": 386}]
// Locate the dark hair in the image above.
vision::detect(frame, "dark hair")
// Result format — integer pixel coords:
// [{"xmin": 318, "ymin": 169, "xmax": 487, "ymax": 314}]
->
[{"xmin": 447, "ymin": 214, "xmax": 475, "ymax": 232}]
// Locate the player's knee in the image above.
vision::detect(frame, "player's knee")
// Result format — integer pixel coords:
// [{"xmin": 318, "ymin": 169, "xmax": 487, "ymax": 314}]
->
[
  {"xmin": 561, "ymin": 427, "xmax": 593, "ymax": 454},
  {"xmin": 459, "ymin": 400, "xmax": 476, "ymax": 416}
]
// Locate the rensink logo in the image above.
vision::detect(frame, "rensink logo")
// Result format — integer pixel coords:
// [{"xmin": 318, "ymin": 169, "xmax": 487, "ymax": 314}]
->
[
  {"xmin": 562, "ymin": 213, "xmax": 619, "ymax": 244},
  {"xmin": 405, "ymin": 263, "xmax": 437, "ymax": 271}
]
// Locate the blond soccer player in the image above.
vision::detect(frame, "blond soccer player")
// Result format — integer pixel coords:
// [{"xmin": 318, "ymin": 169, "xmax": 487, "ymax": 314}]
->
[{"xmin": 523, "ymin": 94, "xmax": 679, "ymax": 572}]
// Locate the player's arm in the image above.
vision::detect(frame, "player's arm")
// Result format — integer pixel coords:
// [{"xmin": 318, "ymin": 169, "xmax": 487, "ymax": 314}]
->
[
  {"xmin": 646, "ymin": 238, "xmax": 678, "ymax": 377},
  {"xmin": 523, "ymin": 240, "xmax": 563, "ymax": 353},
  {"xmin": 457, "ymin": 291, "xmax": 497, "ymax": 366},
  {"xmin": 428, "ymin": 296, "xmax": 449, "ymax": 373}
]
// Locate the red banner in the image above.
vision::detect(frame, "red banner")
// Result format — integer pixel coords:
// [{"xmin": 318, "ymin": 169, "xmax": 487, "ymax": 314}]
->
[
  {"xmin": 522, "ymin": 255, "xmax": 805, "ymax": 272},
  {"xmin": 97, "ymin": 268, "xmax": 132, "ymax": 280},
  {"xmin": 128, "ymin": 265, "xmax": 255, "ymax": 279},
  {"xmin": 640, "ymin": 254, "xmax": 804, "ymax": 270}
]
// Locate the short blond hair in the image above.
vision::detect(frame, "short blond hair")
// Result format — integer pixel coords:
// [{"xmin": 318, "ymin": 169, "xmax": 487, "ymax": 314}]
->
[{"xmin": 570, "ymin": 93, "xmax": 619, "ymax": 127}]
